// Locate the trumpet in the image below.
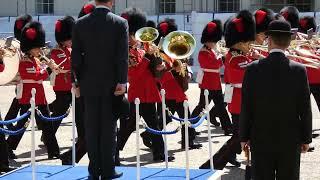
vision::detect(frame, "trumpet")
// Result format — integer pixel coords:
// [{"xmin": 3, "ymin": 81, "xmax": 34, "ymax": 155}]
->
[
  {"xmin": 216, "ymin": 40, "xmax": 229, "ymax": 56},
  {"xmin": 37, "ymin": 48, "xmax": 62, "ymax": 74}
]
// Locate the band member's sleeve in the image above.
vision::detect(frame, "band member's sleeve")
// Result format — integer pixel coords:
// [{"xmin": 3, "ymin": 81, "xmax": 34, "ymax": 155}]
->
[
  {"xmin": 239, "ymin": 64, "xmax": 253, "ymax": 142},
  {"xmin": 71, "ymin": 22, "xmax": 83, "ymax": 85},
  {"xmin": 298, "ymin": 66, "xmax": 312, "ymax": 144},
  {"xmin": 116, "ymin": 20, "xmax": 129, "ymax": 84}
]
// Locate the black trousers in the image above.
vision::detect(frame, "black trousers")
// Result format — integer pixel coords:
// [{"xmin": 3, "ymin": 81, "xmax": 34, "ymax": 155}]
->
[
  {"xmin": 251, "ymin": 149, "xmax": 301, "ymax": 180},
  {"xmin": 191, "ymin": 89, "xmax": 232, "ymax": 131},
  {"xmin": 4, "ymin": 98, "xmax": 20, "ymax": 130},
  {"xmin": 50, "ymin": 91, "xmax": 72, "ymax": 134},
  {"xmin": 83, "ymin": 95, "xmax": 117, "ymax": 178},
  {"xmin": 61, "ymin": 95, "xmax": 129, "ymax": 164},
  {"xmin": 117, "ymin": 102, "xmax": 164, "ymax": 156},
  {"xmin": 163, "ymin": 100, "xmax": 196, "ymax": 143},
  {"xmin": 0, "ymin": 112, "xmax": 9, "ymax": 167},
  {"xmin": 60, "ymin": 97, "xmax": 86, "ymax": 163},
  {"xmin": 6, "ymin": 104, "xmax": 60, "ymax": 155},
  {"xmin": 200, "ymin": 114, "xmax": 241, "ymax": 170}
]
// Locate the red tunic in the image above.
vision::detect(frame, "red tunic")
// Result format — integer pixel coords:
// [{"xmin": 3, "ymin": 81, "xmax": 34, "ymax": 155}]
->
[
  {"xmin": 198, "ymin": 49, "xmax": 222, "ymax": 90},
  {"xmin": 225, "ymin": 50, "xmax": 250, "ymax": 114},
  {"xmin": 50, "ymin": 47, "xmax": 72, "ymax": 91},
  {"xmin": 306, "ymin": 67, "xmax": 320, "ymax": 84},
  {"xmin": 159, "ymin": 70, "xmax": 187, "ymax": 102},
  {"xmin": 0, "ymin": 64, "xmax": 4, "ymax": 72},
  {"xmin": 128, "ymin": 48, "xmax": 161, "ymax": 103},
  {"xmin": 18, "ymin": 57, "xmax": 48, "ymax": 105}
]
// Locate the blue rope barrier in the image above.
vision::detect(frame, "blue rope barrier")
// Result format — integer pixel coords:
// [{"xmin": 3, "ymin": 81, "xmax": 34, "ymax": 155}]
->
[
  {"xmin": 145, "ymin": 126, "xmax": 180, "ymax": 135},
  {"xmin": 0, "ymin": 127, "xmax": 26, "ymax": 135},
  {"xmin": 0, "ymin": 111, "xmax": 31, "ymax": 125},
  {"xmin": 190, "ymin": 114, "xmax": 207, "ymax": 129},
  {"xmin": 170, "ymin": 115, "xmax": 200, "ymax": 123},
  {"xmin": 37, "ymin": 109, "xmax": 69, "ymax": 122}
]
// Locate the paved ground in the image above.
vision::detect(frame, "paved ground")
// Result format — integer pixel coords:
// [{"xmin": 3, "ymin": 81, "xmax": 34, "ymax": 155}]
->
[{"xmin": 0, "ymin": 82, "xmax": 319, "ymax": 180}]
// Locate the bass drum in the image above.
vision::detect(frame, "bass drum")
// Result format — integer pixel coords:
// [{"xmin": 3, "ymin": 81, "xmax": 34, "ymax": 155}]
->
[{"xmin": 0, "ymin": 38, "xmax": 20, "ymax": 85}]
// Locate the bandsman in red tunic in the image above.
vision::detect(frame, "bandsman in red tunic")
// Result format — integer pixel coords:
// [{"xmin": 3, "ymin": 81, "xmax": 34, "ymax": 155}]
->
[
  {"xmin": 117, "ymin": 8, "xmax": 174, "ymax": 162},
  {"xmin": 298, "ymin": 16, "xmax": 320, "ymax": 142},
  {"xmin": 192, "ymin": 20, "xmax": 233, "ymax": 136},
  {"xmin": 6, "ymin": 21, "xmax": 60, "ymax": 159},
  {"xmin": 200, "ymin": 10, "xmax": 256, "ymax": 170},
  {"xmin": 49, "ymin": 16, "xmax": 75, "ymax": 133},
  {"xmin": 4, "ymin": 16, "xmax": 32, "ymax": 155},
  {"xmin": 248, "ymin": 8, "xmax": 274, "ymax": 60},
  {"xmin": 155, "ymin": 19, "xmax": 201, "ymax": 149}
]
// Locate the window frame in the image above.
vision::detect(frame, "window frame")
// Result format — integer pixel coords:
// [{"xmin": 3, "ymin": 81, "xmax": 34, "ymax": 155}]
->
[
  {"xmin": 36, "ymin": 0, "xmax": 54, "ymax": 15},
  {"xmin": 159, "ymin": 0, "xmax": 176, "ymax": 14},
  {"xmin": 219, "ymin": 0, "xmax": 240, "ymax": 13}
]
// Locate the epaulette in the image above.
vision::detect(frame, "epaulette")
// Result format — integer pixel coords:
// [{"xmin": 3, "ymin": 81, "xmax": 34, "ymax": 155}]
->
[
  {"xmin": 51, "ymin": 47, "xmax": 66, "ymax": 58},
  {"xmin": 20, "ymin": 55, "xmax": 33, "ymax": 63},
  {"xmin": 229, "ymin": 50, "xmax": 247, "ymax": 63}
]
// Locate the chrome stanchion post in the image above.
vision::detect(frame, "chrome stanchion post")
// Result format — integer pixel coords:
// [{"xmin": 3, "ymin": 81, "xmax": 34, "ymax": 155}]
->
[
  {"xmin": 71, "ymin": 88, "xmax": 76, "ymax": 166},
  {"xmin": 204, "ymin": 90, "xmax": 213, "ymax": 171},
  {"xmin": 183, "ymin": 100, "xmax": 190, "ymax": 180},
  {"xmin": 30, "ymin": 88, "xmax": 36, "ymax": 180},
  {"xmin": 161, "ymin": 89, "xmax": 169, "ymax": 168},
  {"xmin": 135, "ymin": 98, "xmax": 141, "ymax": 180}
]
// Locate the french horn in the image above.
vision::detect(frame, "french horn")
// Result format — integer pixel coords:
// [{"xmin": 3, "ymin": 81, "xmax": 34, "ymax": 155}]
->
[{"xmin": 0, "ymin": 37, "xmax": 20, "ymax": 85}]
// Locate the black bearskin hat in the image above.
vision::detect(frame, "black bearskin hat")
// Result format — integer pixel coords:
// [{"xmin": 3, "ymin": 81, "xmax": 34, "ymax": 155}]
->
[
  {"xmin": 146, "ymin": 20, "xmax": 156, "ymax": 28},
  {"xmin": 254, "ymin": 8, "xmax": 274, "ymax": 33},
  {"xmin": 121, "ymin": 8, "xmax": 147, "ymax": 35},
  {"xmin": 299, "ymin": 16, "xmax": 316, "ymax": 34},
  {"xmin": 78, "ymin": 1, "xmax": 96, "ymax": 18},
  {"xmin": 55, "ymin": 16, "xmax": 75, "ymax": 43},
  {"xmin": 20, "ymin": 21, "xmax": 45, "ymax": 53},
  {"xmin": 14, "ymin": 14, "xmax": 32, "ymax": 41},
  {"xmin": 225, "ymin": 10, "xmax": 256, "ymax": 48},
  {"xmin": 280, "ymin": 6, "xmax": 300, "ymax": 28},
  {"xmin": 201, "ymin": 20, "xmax": 223, "ymax": 43},
  {"xmin": 155, "ymin": 18, "xmax": 178, "ymax": 45}
]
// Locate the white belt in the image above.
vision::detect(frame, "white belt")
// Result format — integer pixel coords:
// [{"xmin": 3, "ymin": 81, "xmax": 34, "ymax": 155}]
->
[
  {"xmin": 22, "ymin": 79, "xmax": 43, "ymax": 84},
  {"xmin": 196, "ymin": 68, "xmax": 220, "ymax": 84},
  {"xmin": 231, "ymin": 83, "xmax": 242, "ymax": 88}
]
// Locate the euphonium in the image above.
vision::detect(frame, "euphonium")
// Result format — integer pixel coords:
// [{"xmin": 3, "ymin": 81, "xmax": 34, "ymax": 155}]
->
[
  {"xmin": 0, "ymin": 37, "xmax": 20, "ymax": 85},
  {"xmin": 135, "ymin": 27, "xmax": 159, "ymax": 43},
  {"xmin": 162, "ymin": 31, "xmax": 196, "ymax": 60}
]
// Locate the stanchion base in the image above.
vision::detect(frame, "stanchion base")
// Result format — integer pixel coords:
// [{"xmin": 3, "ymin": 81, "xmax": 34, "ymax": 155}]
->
[{"xmin": 0, "ymin": 165, "xmax": 222, "ymax": 180}]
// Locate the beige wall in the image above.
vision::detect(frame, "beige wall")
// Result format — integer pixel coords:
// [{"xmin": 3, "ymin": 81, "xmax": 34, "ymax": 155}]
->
[
  {"xmin": 54, "ymin": 0, "xmax": 86, "ymax": 16},
  {"xmin": 0, "ymin": 0, "xmax": 18, "ymax": 16},
  {"xmin": 0, "ymin": 0, "xmax": 320, "ymax": 17},
  {"xmin": 114, "ymin": 0, "xmax": 156, "ymax": 15}
]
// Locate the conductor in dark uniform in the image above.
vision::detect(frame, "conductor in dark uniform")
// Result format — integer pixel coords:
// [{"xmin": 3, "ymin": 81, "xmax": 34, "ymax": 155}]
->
[
  {"xmin": 240, "ymin": 20, "xmax": 312, "ymax": 180},
  {"xmin": 71, "ymin": 0, "xmax": 128, "ymax": 179}
]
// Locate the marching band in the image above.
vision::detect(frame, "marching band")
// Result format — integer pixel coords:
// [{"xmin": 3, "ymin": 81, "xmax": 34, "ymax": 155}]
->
[{"xmin": 0, "ymin": 2, "xmax": 318, "ymax": 179}]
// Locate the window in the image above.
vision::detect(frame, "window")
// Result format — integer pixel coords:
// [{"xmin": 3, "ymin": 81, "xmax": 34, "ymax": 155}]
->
[
  {"xmin": 36, "ymin": 0, "xmax": 54, "ymax": 14},
  {"xmin": 263, "ymin": 0, "xmax": 313, "ymax": 12},
  {"xmin": 219, "ymin": 0, "xmax": 240, "ymax": 12},
  {"xmin": 159, "ymin": 0, "xmax": 176, "ymax": 14}
]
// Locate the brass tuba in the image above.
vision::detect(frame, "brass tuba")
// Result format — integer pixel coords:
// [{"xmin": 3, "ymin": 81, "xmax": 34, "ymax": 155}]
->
[
  {"xmin": 135, "ymin": 27, "xmax": 159, "ymax": 43},
  {"xmin": 162, "ymin": 31, "xmax": 196, "ymax": 60},
  {"xmin": 0, "ymin": 37, "xmax": 20, "ymax": 85}
]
